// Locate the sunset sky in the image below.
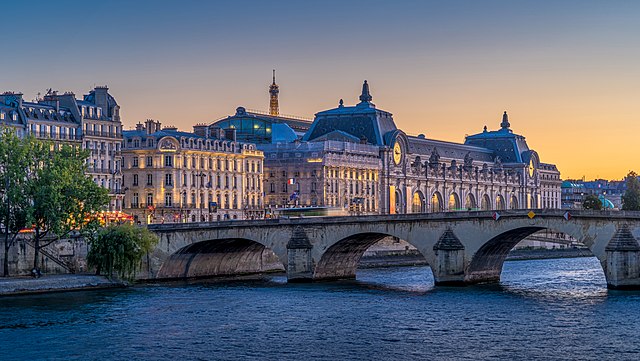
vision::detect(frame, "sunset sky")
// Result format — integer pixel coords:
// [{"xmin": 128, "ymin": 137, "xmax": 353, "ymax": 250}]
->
[{"xmin": 3, "ymin": 0, "xmax": 639, "ymax": 180}]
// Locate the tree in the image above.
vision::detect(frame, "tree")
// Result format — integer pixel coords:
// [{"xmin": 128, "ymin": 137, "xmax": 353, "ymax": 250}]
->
[
  {"xmin": 622, "ymin": 171, "xmax": 640, "ymax": 211},
  {"xmin": 29, "ymin": 143, "xmax": 109, "ymax": 271},
  {"xmin": 582, "ymin": 194, "xmax": 602, "ymax": 210},
  {"xmin": 87, "ymin": 224, "xmax": 158, "ymax": 280},
  {"xmin": 0, "ymin": 129, "xmax": 37, "ymax": 276}
]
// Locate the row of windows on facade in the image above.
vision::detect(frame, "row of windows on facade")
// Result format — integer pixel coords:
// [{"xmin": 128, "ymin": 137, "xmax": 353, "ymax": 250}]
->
[
  {"xmin": 92, "ymin": 176, "xmax": 121, "ymax": 191},
  {"xmin": 85, "ymin": 140, "xmax": 121, "ymax": 154},
  {"xmin": 128, "ymin": 172, "xmax": 261, "ymax": 190},
  {"xmin": 129, "ymin": 192, "xmax": 261, "ymax": 209},
  {"xmin": 80, "ymin": 106, "xmax": 102, "ymax": 119},
  {"xmin": 126, "ymin": 138, "xmax": 253, "ymax": 152},
  {"xmin": 84, "ymin": 123, "xmax": 121, "ymax": 136},
  {"xmin": 89, "ymin": 159, "xmax": 121, "ymax": 173},
  {"xmin": 267, "ymin": 181, "xmax": 376, "ymax": 195},
  {"xmin": 2, "ymin": 108, "xmax": 74, "ymax": 122},
  {"xmin": 128, "ymin": 155, "xmax": 261, "ymax": 173},
  {"xmin": 28, "ymin": 123, "xmax": 77, "ymax": 139},
  {"xmin": 267, "ymin": 168, "xmax": 378, "ymax": 180}
]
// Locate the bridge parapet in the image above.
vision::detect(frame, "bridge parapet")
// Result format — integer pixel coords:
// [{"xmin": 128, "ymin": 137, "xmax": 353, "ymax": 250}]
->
[{"xmin": 144, "ymin": 210, "xmax": 640, "ymax": 290}]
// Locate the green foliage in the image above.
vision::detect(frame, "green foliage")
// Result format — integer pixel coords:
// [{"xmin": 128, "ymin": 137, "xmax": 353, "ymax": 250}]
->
[
  {"xmin": 28, "ymin": 143, "xmax": 110, "ymax": 268},
  {"xmin": 0, "ymin": 129, "xmax": 33, "ymax": 234},
  {"xmin": 582, "ymin": 194, "xmax": 602, "ymax": 210},
  {"xmin": 30, "ymin": 144, "xmax": 109, "ymax": 237},
  {"xmin": 87, "ymin": 224, "xmax": 158, "ymax": 280},
  {"xmin": 0, "ymin": 129, "xmax": 42, "ymax": 275},
  {"xmin": 0, "ymin": 128, "xmax": 110, "ymax": 272},
  {"xmin": 622, "ymin": 171, "xmax": 640, "ymax": 211}
]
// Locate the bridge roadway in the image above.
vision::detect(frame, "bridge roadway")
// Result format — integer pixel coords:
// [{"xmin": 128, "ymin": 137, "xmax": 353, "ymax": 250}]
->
[{"xmin": 145, "ymin": 209, "xmax": 640, "ymax": 289}]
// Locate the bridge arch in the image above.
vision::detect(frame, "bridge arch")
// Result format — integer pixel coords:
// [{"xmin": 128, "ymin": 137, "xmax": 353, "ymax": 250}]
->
[
  {"xmin": 465, "ymin": 224, "xmax": 605, "ymax": 285},
  {"xmin": 313, "ymin": 231, "xmax": 434, "ymax": 281},
  {"xmin": 156, "ymin": 237, "xmax": 284, "ymax": 279}
]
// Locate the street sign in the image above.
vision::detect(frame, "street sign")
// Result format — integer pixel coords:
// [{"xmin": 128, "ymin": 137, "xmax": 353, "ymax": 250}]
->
[
  {"xmin": 563, "ymin": 211, "xmax": 572, "ymax": 221},
  {"xmin": 527, "ymin": 211, "xmax": 536, "ymax": 219},
  {"xmin": 492, "ymin": 212, "xmax": 501, "ymax": 221}
]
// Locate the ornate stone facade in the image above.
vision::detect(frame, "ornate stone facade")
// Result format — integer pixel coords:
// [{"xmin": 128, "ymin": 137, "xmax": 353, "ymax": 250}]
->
[
  {"xmin": 122, "ymin": 120, "xmax": 264, "ymax": 224},
  {"xmin": 0, "ymin": 87, "xmax": 124, "ymax": 211},
  {"xmin": 211, "ymin": 80, "xmax": 561, "ymax": 215}
]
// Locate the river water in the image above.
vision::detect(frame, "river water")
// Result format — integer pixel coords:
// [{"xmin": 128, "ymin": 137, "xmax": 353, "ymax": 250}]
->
[{"xmin": 1, "ymin": 257, "xmax": 640, "ymax": 360}]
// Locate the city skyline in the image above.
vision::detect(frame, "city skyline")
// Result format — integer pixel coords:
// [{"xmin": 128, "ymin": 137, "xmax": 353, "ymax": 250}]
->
[{"xmin": 2, "ymin": 0, "xmax": 639, "ymax": 180}]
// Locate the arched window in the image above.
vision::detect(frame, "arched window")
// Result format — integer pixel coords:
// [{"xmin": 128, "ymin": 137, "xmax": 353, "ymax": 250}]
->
[
  {"xmin": 496, "ymin": 194, "xmax": 505, "ymax": 210},
  {"xmin": 448, "ymin": 192, "xmax": 460, "ymax": 211},
  {"xmin": 510, "ymin": 195, "xmax": 519, "ymax": 210},
  {"xmin": 412, "ymin": 191, "xmax": 424, "ymax": 213},
  {"xmin": 481, "ymin": 194, "xmax": 491, "ymax": 211},
  {"xmin": 465, "ymin": 193, "xmax": 477, "ymax": 210},
  {"xmin": 431, "ymin": 192, "xmax": 443, "ymax": 212}
]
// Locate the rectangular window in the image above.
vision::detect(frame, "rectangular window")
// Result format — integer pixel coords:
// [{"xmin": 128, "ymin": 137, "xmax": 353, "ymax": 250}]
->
[
  {"xmin": 165, "ymin": 193, "xmax": 172, "ymax": 207},
  {"xmin": 165, "ymin": 173, "xmax": 173, "ymax": 186},
  {"xmin": 133, "ymin": 157, "xmax": 139, "ymax": 167},
  {"xmin": 132, "ymin": 174, "xmax": 139, "ymax": 186},
  {"xmin": 164, "ymin": 155, "xmax": 173, "ymax": 167},
  {"xmin": 147, "ymin": 174, "xmax": 153, "ymax": 186},
  {"xmin": 146, "ymin": 156, "xmax": 153, "ymax": 167},
  {"xmin": 147, "ymin": 193, "xmax": 153, "ymax": 206},
  {"xmin": 132, "ymin": 193, "xmax": 139, "ymax": 207}
]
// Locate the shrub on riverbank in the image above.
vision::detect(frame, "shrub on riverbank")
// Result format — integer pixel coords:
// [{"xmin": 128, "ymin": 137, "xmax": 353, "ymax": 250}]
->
[{"xmin": 87, "ymin": 224, "xmax": 158, "ymax": 280}]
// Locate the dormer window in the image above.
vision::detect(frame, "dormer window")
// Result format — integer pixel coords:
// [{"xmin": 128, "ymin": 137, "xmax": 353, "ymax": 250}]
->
[{"xmin": 0, "ymin": 111, "xmax": 4, "ymax": 120}]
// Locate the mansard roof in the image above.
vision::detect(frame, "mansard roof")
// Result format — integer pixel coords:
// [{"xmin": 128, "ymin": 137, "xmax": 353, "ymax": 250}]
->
[
  {"xmin": 407, "ymin": 135, "xmax": 495, "ymax": 162},
  {"xmin": 304, "ymin": 81, "xmax": 397, "ymax": 146},
  {"xmin": 464, "ymin": 112, "xmax": 531, "ymax": 164}
]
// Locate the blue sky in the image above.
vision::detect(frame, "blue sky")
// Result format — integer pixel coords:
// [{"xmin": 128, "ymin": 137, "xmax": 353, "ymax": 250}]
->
[{"xmin": 3, "ymin": 0, "xmax": 640, "ymax": 178}]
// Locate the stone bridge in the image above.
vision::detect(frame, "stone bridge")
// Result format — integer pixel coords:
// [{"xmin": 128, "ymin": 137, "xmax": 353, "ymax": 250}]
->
[{"xmin": 144, "ymin": 210, "xmax": 640, "ymax": 289}]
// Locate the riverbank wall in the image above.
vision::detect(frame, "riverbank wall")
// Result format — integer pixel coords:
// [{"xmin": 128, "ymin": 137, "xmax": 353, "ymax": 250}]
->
[
  {"xmin": 1, "ymin": 235, "xmax": 89, "ymax": 276},
  {"xmin": 0, "ymin": 275, "xmax": 126, "ymax": 296}
]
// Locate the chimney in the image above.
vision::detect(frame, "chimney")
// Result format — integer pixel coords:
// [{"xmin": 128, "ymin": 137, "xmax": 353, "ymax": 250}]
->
[
  {"xmin": 144, "ymin": 119, "xmax": 158, "ymax": 134},
  {"xmin": 135, "ymin": 122, "xmax": 144, "ymax": 131},
  {"xmin": 193, "ymin": 124, "xmax": 209, "ymax": 137}
]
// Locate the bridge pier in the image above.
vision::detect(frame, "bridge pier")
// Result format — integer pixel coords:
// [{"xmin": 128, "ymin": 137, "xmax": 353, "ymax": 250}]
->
[
  {"xmin": 432, "ymin": 229, "xmax": 466, "ymax": 286},
  {"xmin": 286, "ymin": 227, "xmax": 314, "ymax": 282},
  {"xmin": 604, "ymin": 225, "xmax": 640, "ymax": 289}
]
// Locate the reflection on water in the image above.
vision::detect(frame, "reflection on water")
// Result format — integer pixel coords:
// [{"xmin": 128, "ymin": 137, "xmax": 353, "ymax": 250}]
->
[{"xmin": 2, "ymin": 257, "xmax": 640, "ymax": 361}]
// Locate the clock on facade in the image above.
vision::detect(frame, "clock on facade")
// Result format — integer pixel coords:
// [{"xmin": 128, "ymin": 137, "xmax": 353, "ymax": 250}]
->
[
  {"xmin": 393, "ymin": 142, "xmax": 403, "ymax": 165},
  {"xmin": 528, "ymin": 159, "xmax": 535, "ymax": 177}
]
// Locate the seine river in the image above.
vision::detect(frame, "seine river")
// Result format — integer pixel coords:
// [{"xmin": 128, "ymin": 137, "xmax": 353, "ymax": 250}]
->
[{"xmin": 2, "ymin": 257, "xmax": 640, "ymax": 360}]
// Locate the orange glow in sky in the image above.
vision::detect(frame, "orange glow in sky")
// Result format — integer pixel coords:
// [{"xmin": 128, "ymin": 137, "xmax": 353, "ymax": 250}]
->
[{"xmin": 3, "ymin": 1, "xmax": 639, "ymax": 180}]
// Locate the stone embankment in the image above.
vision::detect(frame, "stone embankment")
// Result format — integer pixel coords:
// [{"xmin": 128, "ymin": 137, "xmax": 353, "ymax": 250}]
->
[{"xmin": 0, "ymin": 275, "xmax": 126, "ymax": 296}]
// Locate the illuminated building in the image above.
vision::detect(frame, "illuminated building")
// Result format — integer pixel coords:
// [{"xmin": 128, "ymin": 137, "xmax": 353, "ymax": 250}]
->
[
  {"xmin": 0, "ymin": 87, "xmax": 124, "ymax": 211},
  {"xmin": 213, "ymin": 80, "xmax": 562, "ymax": 214},
  {"xmin": 122, "ymin": 120, "xmax": 264, "ymax": 223}
]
